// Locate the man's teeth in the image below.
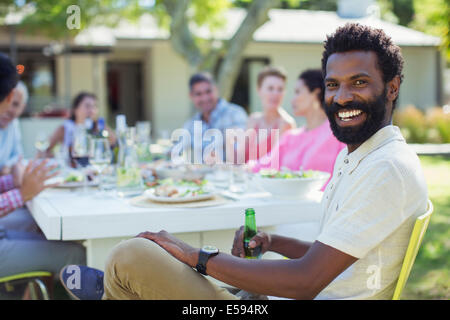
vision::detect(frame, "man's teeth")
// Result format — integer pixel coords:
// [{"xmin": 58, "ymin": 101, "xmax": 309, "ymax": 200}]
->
[{"xmin": 338, "ymin": 109, "xmax": 363, "ymax": 120}]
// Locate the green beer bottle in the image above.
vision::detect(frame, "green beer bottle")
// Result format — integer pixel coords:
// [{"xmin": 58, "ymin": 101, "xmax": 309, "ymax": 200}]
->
[{"xmin": 243, "ymin": 208, "xmax": 262, "ymax": 259}]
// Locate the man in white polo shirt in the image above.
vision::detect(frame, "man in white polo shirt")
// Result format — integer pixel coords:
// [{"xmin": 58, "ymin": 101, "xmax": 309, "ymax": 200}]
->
[{"xmin": 60, "ymin": 23, "xmax": 428, "ymax": 300}]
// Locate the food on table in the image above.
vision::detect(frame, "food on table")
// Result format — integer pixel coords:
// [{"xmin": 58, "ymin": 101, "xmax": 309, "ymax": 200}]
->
[
  {"xmin": 147, "ymin": 161, "xmax": 213, "ymax": 180},
  {"xmin": 259, "ymin": 168, "xmax": 322, "ymax": 179},
  {"xmin": 116, "ymin": 167, "xmax": 142, "ymax": 187},
  {"xmin": 149, "ymin": 178, "xmax": 209, "ymax": 198},
  {"xmin": 64, "ymin": 173, "xmax": 84, "ymax": 183}
]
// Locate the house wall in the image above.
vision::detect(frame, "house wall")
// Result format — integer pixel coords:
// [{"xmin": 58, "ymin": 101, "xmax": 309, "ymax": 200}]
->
[
  {"xmin": 149, "ymin": 42, "xmax": 192, "ymax": 136},
  {"xmin": 55, "ymin": 53, "xmax": 108, "ymax": 118},
  {"xmin": 399, "ymin": 46, "xmax": 440, "ymax": 110}
]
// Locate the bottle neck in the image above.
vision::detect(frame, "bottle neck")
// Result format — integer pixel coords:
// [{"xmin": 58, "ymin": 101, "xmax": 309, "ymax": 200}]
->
[{"xmin": 244, "ymin": 213, "xmax": 257, "ymax": 240}]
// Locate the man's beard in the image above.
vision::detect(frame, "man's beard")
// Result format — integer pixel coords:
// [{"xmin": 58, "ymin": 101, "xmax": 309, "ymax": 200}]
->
[{"xmin": 324, "ymin": 90, "xmax": 388, "ymax": 145}]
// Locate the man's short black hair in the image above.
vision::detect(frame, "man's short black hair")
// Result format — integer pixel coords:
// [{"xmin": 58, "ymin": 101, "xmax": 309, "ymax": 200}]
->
[
  {"xmin": 0, "ymin": 53, "xmax": 18, "ymax": 103},
  {"xmin": 321, "ymin": 23, "xmax": 404, "ymax": 108},
  {"xmin": 298, "ymin": 69, "xmax": 325, "ymax": 103},
  {"xmin": 189, "ymin": 72, "xmax": 215, "ymax": 91}
]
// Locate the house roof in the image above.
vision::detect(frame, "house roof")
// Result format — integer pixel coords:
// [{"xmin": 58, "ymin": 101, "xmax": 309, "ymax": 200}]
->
[{"xmin": 68, "ymin": 8, "xmax": 442, "ymax": 47}]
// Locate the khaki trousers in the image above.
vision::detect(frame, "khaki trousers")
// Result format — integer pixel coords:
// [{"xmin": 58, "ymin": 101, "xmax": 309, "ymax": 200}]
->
[{"xmin": 103, "ymin": 237, "xmax": 239, "ymax": 300}]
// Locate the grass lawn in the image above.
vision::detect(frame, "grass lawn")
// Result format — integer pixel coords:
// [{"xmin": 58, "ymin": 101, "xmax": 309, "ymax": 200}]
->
[{"xmin": 401, "ymin": 155, "xmax": 450, "ymax": 300}]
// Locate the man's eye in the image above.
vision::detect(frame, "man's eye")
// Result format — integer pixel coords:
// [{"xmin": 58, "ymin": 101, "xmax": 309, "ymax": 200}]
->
[
  {"xmin": 326, "ymin": 83, "xmax": 337, "ymax": 88},
  {"xmin": 354, "ymin": 80, "xmax": 367, "ymax": 86}
]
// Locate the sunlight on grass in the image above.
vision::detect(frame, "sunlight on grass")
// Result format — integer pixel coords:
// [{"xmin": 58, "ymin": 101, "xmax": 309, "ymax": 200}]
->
[{"xmin": 402, "ymin": 155, "xmax": 450, "ymax": 300}]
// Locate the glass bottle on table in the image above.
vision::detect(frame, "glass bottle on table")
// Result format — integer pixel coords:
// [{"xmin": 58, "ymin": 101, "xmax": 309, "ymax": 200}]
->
[
  {"xmin": 243, "ymin": 208, "xmax": 262, "ymax": 259},
  {"xmin": 113, "ymin": 114, "xmax": 127, "ymax": 164},
  {"xmin": 136, "ymin": 121, "xmax": 152, "ymax": 163},
  {"xmin": 89, "ymin": 137, "xmax": 112, "ymax": 193},
  {"xmin": 96, "ymin": 117, "xmax": 109, "ymax": 139},
  {"xmin": 116, "ymin": 127, "xmax": 143, "ymax": 197}
]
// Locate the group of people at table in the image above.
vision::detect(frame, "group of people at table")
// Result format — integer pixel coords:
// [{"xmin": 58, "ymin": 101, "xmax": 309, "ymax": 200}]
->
[{"xmin": 0, "ymin": 23, "xmax": 428, "ymax": 300}]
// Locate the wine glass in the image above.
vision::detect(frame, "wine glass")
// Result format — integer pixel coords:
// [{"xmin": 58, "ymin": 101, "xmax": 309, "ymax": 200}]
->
[
  {"xmin": 89, "ymin": 137, "xmax": 112, "ymax": 194},
  {"xmin": 71, "ymin": 126, "xmax": 90, "ymax": 194},
  {"xmin": 136, "ymin": 121, "xmax": 151, "ymax": 144},
  {"xmin": 35, "ymin": 132, "xmax": 50, "ymax": 157}
]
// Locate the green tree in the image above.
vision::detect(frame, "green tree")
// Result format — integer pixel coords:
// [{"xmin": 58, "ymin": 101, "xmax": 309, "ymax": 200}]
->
[
  {"xmin": 377, "ymin": 0, "xmax": 449, "ymax": 64},
  {"xmin": 377, "ymin": 0, "xmax": 415, "ymax": 26},
  {"xmin": 235, "ymin": 0, "xmax": 337, "ymax": 11},
  {"xmin": 0, "ymin": 0, "xmax": 287, "ymax": 100},
  {"xmin": 410, "ymin": 0, "xmax": 450, "ymax": 64}
]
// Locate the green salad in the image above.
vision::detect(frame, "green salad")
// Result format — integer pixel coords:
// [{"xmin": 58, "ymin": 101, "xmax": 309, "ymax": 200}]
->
[
  {"xmin": 150, "ymin": 178, "xmax": 210, "ymax": 198},
  {"xmin": 259, "ymin": 168, "xmax": 321, "ymax": 179},
  {"xmin": 64, "ymin": 173, "xmax": 83, "ymax": 183}
]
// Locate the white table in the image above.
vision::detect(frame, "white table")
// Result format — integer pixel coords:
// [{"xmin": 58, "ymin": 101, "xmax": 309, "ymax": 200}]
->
[{"xmin": 27, "ymin": 188, "xmax": 323, "ymax": 271}]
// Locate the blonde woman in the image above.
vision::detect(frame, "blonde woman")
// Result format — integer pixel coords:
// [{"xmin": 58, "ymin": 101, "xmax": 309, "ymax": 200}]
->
[{"xmin": 245, "ymin": 66, "xmax": 296, "ymax": 161}]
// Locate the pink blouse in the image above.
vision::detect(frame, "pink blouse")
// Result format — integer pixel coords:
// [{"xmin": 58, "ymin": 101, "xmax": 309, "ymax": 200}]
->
[{"xmin": 250, "ymin": 120, "xmax": 346, "ymax": 188}]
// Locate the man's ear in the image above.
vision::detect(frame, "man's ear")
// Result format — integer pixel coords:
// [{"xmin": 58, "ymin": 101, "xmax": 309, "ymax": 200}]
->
[
  {"xmin": 0, "ymin": 91, "xmax": 13, "ymax": 114},
  {"xmin": 386, "ymin": 75, "xmax": 400, "ymax": 103},
  {"xmin": 6, "ymin": 90, "xmax": 15, "ymax": 103}
]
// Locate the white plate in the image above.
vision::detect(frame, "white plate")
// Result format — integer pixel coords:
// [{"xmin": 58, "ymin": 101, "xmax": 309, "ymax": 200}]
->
[
  {"xmin": 56, "ymin": 180, "xmax": 99, "ymax": 188},
  {"xmin": 144, "ymin": 188, "xmax": 215, "ymax": 203},
  {"xmin": 45, "ymin": 176, "xmax": 99, "ymax": 188}
]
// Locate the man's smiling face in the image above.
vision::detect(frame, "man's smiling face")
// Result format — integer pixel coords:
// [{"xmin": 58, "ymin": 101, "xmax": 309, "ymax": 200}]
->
[{"xmin": 324, "ymin": 51, "xmax": 396, "ymax": 149}]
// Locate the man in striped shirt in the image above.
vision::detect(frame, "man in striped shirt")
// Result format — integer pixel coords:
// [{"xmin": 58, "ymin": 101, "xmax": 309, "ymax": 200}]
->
[{"xmin": 0, "ymin": 53, "xmax": 86, "ymax": 295}]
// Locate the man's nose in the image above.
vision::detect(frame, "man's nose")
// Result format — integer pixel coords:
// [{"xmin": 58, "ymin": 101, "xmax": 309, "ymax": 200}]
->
[{"xmin": 333, "ymin": 86, "xmax": 354, "ymax": 106}]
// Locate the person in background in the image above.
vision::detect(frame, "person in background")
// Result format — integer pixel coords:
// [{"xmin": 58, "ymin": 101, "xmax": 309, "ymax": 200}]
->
[
  {"xmin": 44, "ymin": 92, "xmax": 116, "ymax": 158},
  {"xmin": 0, "ymin": 81, "xmax": 27, "ymax": 175},
  {"xmin": 182, "ymin": 72, "xmax": 248, "ymax": 163},
  {"xmin": 250, "ymin": 69, "xmax": 345, "ymax": 188},
  {"xmin": 0, "ymin": 54, "xmax": 86, "ymax": 293},
  {"xmin": 0, "ymin": 81, "xmax": 36, "ymax": 234},
  {"xmin": 245, "ymin": 66, "xmax": 296, "ymax": 161}
]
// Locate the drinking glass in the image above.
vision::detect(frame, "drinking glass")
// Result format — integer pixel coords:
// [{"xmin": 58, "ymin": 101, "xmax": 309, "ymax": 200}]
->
[
  {"xmin": 35, "ymin": 132, "xmax": 50, "ymax": 157},
  {"xmin": 71, "ymin": 126, "xmax": 90, "ymax": 194},
  {"xmin": 136, "ymin": 121, "xmax": 152, "ymax": 163},
  {"xmin": 89, "ymin": 137, "xmax": 112, "ymax": 193},
  {"xmin": 116, "ymin": 127, "xmax": 143, "ymax": 197},
  {"xmin": 157, "ymin": 130, "xmax": 173, "ymax": 160},
  {"xmin": 136, "ymin": 121, "xmax": 151, "ymax": 144},
  {"xmin": 228, "ymin": 164, "xmax": 249, "ymax": 194}
]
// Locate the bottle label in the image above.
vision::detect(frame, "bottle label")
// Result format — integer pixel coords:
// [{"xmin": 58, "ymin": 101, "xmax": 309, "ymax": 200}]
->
[{"xmin": 244, "ymin": 240, "xmax": 262, "ymax": 259}]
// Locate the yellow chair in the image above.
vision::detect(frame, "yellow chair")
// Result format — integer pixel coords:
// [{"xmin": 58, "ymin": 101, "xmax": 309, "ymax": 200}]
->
[
  {"xmin": 0, "ymin": 271, "xmax": 53, "ymax": 300},
  {"xmin": 392, "ymin": 199, "xmax": 434, "ymax": 300}
]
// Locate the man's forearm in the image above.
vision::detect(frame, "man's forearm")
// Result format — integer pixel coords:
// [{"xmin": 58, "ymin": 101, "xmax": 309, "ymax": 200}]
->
[
  {"xmin": 269, "ymin": 234, "xmax": 313, "ymax": 259},
  {"xmin": 200, "ymin": 251, "xmax": 315, "ymax": 300}
]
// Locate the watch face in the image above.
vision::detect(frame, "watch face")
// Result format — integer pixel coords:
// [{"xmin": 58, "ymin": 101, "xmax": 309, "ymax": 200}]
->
[{"xmin": 202, "ymin": 245, "xmax": 219, "ymax": 254}]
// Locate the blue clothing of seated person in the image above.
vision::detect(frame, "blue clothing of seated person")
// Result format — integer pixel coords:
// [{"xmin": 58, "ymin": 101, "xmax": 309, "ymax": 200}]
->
[{"xmin": 176, "ymin": 73, "xmax": 248, "ymax": 163}]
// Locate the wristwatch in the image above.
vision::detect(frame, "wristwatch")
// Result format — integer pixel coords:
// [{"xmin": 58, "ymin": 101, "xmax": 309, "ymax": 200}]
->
[{"xmin": 195, "ymin": 245, "xmax": 219, "ymax": 276}]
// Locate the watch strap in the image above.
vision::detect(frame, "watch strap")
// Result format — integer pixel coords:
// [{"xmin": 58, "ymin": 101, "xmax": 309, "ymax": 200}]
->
[
  {"xmin": 195, "ymin": 250, "xmax": 209, "ymax": 275},
  {"xmin": 195, "ymin": 249, "xmax": 218, "ymax": 276}
]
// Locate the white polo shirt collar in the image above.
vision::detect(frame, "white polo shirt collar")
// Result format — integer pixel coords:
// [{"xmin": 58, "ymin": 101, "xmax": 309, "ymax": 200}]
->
[{"xmin": 342, "ymin": 125, "xmax": 405, "ymax": 174}]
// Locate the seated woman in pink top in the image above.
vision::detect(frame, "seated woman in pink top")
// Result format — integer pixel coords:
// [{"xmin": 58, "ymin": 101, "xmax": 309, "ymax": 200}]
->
[
  {"xmin": 251, "ymin": 69, "xmax": 345, "ymax": 187},
  {"xmin": 245, "ymin": 66, "xmax": 296, "ymax": 162}
]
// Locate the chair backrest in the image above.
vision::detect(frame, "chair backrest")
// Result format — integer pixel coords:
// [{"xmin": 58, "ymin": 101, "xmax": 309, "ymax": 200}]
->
[{"xmin": 392, "ymin": 199, "xmax": 433, "ymax": 300}]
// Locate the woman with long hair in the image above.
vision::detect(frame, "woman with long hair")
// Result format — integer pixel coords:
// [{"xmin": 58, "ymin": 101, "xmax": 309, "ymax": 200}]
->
[
  {"xmin": 44, "ymin": 92, "xmax": 116, "ymax": 158},
  {"xmin": 245, "ymin": 66, "xmax": 296, "ymax": 162}
]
